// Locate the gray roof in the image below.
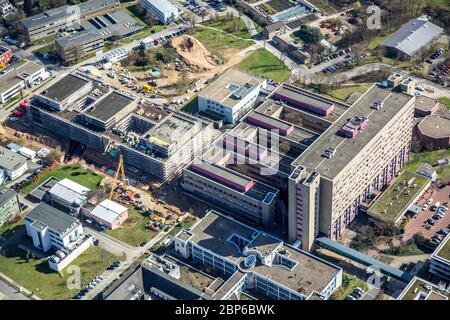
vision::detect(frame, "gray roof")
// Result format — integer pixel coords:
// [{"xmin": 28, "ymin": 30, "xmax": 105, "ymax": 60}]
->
[
  {"xmin": 40, "ymin": 73, "xmax": 91, "ymax": 103},
  {"xmin": 381, "ymin": 17, "xmax": 444, "ymax": 56},
  {"xmin": 145, "ymin": 0, "xmax": 179, "ymax": 18},
  {"xmin": 83, "ymin": 91, "xmax": 135, "ymax": 122},
  {"xmin": 20, "ymin": 5, "xmax": 77, "ymax": 29},
  {"xmin": 0, "ymin": 146, "xmax": 27, "ymax": 172},
  {"xmin": 0, "ymin": 188, "xmax": 17, "ymax": 206},
  {"xmin": 78, "ymin": 0, "xmax": 119, "ymax": 15},
  {"xmin": 56, "ymin": 29, "xmax": 102, "ymax": 50},
  {"xmin": 27, "ymin": 202, "xmax": 79, "ymax": 236}
]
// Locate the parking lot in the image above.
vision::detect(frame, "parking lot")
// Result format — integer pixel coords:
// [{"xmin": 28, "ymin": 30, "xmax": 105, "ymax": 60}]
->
[{"xmin": 403, "ymin": 184, "xmax": 450, "ymax": 244}]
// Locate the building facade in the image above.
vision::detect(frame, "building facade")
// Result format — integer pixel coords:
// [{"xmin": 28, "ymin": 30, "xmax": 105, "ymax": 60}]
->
[
  {"xmin": 0, "ymin": 146, "xmax": 28, "ymax": 180},
  {"xmin": 141, "ymin": 0, "xmax": 180, "ymax": 24},
  {"xmin": 429, "ymin": 234, "xmax": 450, "ymax": 281},
  {"xmin": 289, "ymin": 83, "xmax": 415, "ymax": 251},
  {"xmin": 0, "ymin": 188, "xmax": 21, "ymax": 226}
]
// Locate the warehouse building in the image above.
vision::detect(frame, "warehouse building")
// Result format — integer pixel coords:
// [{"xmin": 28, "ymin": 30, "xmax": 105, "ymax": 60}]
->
[
  {"xmin": 173, "ymin": 210, "xmax": 342, "ymax": 300},
  {"xmin": 0, "ymin": 146, "xmax": 28, "ymax": 180},
  {"xmin": 48, "ymin": 178, "xmax": 91, "ymax": 211},
  {"xmin": 198, "ymin": 68, "xmax": 266, "ymax": 124},
  {"xmin": 141, "ymin": 0, "xmax": 180, "ymax": 24},
  {"xmin": 0, "ymin": 188, "xmax": 21, "ymax": 226},
  {"xmin": 289, "ymin": 83, "xmax": 415, "ymax": 251},
  {"xmin": 0, "ymin": 60, "xmax": 46, "ymax": 104},
  {"xmin": 380, "ymin": 16, "xmax": 444, "ymax": 59}
]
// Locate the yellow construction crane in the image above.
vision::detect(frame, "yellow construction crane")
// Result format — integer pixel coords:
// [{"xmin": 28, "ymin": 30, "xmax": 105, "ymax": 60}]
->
[{"xmin": 109, "ymin": 154, "xmax": 127, "ymax": 200}]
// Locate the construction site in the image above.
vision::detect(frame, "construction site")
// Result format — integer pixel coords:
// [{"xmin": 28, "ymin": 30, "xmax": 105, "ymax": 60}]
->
[{"xmin": 84, "ymin": 35, "xmax": 229, "ymax": 107}]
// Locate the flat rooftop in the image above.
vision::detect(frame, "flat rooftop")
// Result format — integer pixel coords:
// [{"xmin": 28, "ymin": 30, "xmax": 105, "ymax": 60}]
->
[
  {"xmin": 415, "ymin": 96, "xmax": 438, "ymax": 113},
  {"xmin": 435, "ymin": 233, "xmax": 450, "ymax": 261},
  {"xmin": 83, "ymin": 91, "xmax": 135, "ymax": 122},
  {"xmin": 146, "ymin": 114, "xmax": 196, "ymax": 147},
  {"xmin": 187, "ymin": 211, "xmax": 340, "ymax": 297},
  {"xmin": 417, "ymin": 114, "xmax": 450, "ymax": 139},
  {"xmin": 81, "ymin": 9, "xmax": 144, "ymax": 38},
  {"xmin": 20, "ymin": 5, "xmax": 74, "ymax": 29},
  {"xmin": 0, "ymin": 146, "xmax": 27, "ymax": 171},
  {"xmin": 294, "ymin": 84, "xmax": 414, "ymax": 180},
  {"xmin": 399, "ymin": 277, "xmax": 449, "ymax": 300},
  {"xmin": 27, "ymin": 202, "xmax": 79, "ymax": 236},
  {"xmin": 0, "ymin": 60, "xmax": 44, "ymax": 93},
  {"xmin": 199, "ymin": 68, "xmax": 265, "ymax": 108},
  {"xmin": 40, "ymin": 73, "xmax": 91, "ymax": 103},
  {"xmin": 78, "ymin": 0, "xmax": 119, "ymax": 15}
]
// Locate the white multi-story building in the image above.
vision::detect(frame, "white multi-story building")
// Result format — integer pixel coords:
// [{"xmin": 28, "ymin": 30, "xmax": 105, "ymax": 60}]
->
[
  {"xmin": 0, "ymin": 60, "xmax": 46, "ymax": 104},
  {"xmin": 25, "ymin": 203, "xmax": 93, "ymax": 271},
  {"xmin": 0, "ymin": 146, "xmax": 28, "ymax": 180},
  {"xmin": 198, "ymin": 68, "xmax": 267, "ymax": 124},
  {"xmin": 141, "ymin": 0, "xmax": 180, "ymax": 24},
  {"xmin": 173, "ymin": 211, "xmax": 342, "ymax": 300}
]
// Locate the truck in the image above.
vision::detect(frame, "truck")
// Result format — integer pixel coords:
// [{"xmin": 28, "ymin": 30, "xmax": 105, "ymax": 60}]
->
[{"xmin": 11, "ymin": 98, "xmax": 30, "ymax": 118}]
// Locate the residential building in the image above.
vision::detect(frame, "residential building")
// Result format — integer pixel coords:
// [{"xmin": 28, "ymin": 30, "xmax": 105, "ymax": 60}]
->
[
  {"xmin": 141, "ymin": 0, "xmax": 180, "ymax": 24},
  {"xmin": 380, "ymin": 16, "xmax": 444, "ymax": 59},
  {"xmin": 48, "ymin": 178, "xmax": 91, "ymax": 211},
  {"xmin": 25, "ymin": 203, "xmax": 92, "ymax": 271},
  {"xmin": 0, "ymin": 45, "xmax": 13, "ymax": 65},
  {"xmin": 0, "ymin": 146, "xmax": 28, "ymax": 180},
  {"xmin": 181, "ymin": 160, "xmax": 279, "ymax": 227},
  {"xmin": 198, "ymin": 68, "xmax": 266, "ymax": 124},
  {"xmin": 0, "ymin": 188, "xmax": 21, "ymax": 226},
  {"xmin": 81, "ymin": 199, "xmax": 128, "ymax": 230},
  {"xmin": 414, "ymin": 96, "xmax": 440, "ymax": 116},
  {"xmin": 289, "ymin": 83, "xmax": 415, "ymax": 251},
  {"xmin": 397, "ymin": 277, "xmax": 449, "ymax": 300},
  {"xmin": 0, "ymin": 60, "xmax": 46, "ymax": 104},
  {"xmin": 430, "ymin": 233, "xmax": 450, "ymax": 281},
  {"xmin": 173, "ymin": 210, "xmax": 342, "ymax": 300}
]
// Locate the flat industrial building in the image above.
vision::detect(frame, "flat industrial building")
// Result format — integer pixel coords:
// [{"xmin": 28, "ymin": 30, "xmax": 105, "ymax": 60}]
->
[{"xmin": 84, "ymin": 91, "xmax": 136, "ymax": 123}]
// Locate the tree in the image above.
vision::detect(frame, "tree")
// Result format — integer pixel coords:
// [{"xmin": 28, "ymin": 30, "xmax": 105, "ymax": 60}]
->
[
  {"xmin": 295, "ymin": 26, "xmax": 323, "ymax": 45},
  {"xmin": 144, "ymin": 12, "xmax": 158, "ymax": 26},
  {"xmin": 23, "ymin": 0, "xmax": 34, "ymax": 16}
]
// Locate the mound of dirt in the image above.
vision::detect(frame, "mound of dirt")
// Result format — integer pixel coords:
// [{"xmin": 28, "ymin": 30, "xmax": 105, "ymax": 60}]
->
[{"xmin": 171, "ymin": 35, "xmax": 220, "ymax": 71}]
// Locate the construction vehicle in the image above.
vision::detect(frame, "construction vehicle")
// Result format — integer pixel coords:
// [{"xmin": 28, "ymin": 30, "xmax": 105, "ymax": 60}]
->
[
  {"xmin": 109, "ymin": 154, "xmax": 133, "ymax": 200},
  {"xmin": 143, "ymin": 84, "xmax": 154, "ymax": 93}
]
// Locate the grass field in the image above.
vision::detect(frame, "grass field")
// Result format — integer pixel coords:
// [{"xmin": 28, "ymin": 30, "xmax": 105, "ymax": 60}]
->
[
  {"xmin": 403, "ymin": 149, "xmax": 450, "ymax": 180},
  {"xmin": 369, "ymin": 171, "xmax": 429, "ymax": 223},
  {"xmin": 105, "ymin": 208, "xmax": 158, "ymax": 247},
  {"xmin": 236, "ymin": 49, "xmax": 291, "ymax": 82},
  {"xmin": 202, "ymin": 17, "xmax": 251, "ymax": 39},
  {"xmin": 326, "ymin": 84, "xmax": 372, "ymax": 102},
  {"xmin": 330, "ymin": 274, "xmax": 368, "ymax": 300},
  {"xmin": 0, "ymin": 245, "xmax": 117, "ymax": 300},
  {"xmin": 367, "ymin": 34, "xmax": 390, "ymax": 50},
  {"xmin": 21, "ymin": 165, "xmax": 103, "ymax": 195},
  {"xmin": 169, "ymin": 216, "xmax": 198, "ymax": 236},
  {"xmin": 437, "ymin": 97, "xmax": 450, "ymax": 111},
  {"xmin": 193, "ymin": 27, "xmax": 253, "ymax": 59}
]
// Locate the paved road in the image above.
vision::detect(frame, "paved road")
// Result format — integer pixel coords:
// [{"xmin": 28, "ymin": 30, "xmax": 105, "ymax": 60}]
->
[{"xmin": 0, "ymin": 279, "xmax": 30, "ymax": 300}]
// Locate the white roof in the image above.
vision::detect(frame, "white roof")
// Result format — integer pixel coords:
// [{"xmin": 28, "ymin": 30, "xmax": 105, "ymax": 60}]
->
[
  {"xmin": 49, "ymin": 178, "xmax": 90, "ymax": 205},
  {"xmin": 90, "ymin": 199, "xmax": 127, "ymax": 224},
  {"xmin": 19, "ymin": 147, "xmax": 36, "ymax": 156}
]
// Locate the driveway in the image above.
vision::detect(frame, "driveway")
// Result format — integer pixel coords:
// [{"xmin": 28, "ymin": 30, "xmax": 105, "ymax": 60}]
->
[{"xmin": 0, "ymin": 279, "xmax": 30, "ymax": 300}]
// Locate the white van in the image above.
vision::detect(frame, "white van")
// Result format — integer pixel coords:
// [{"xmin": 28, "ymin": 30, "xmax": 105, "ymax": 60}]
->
[{"xmin": 432, "ymin": 202, "xmax": 441, "ymax": 211}]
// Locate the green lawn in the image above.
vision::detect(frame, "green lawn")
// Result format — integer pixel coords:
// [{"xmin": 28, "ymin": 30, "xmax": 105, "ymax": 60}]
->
[
  {"xmin": 236, "ymin": 49, "xmax": 291, "ymax": 82},
  {"xmin": 202, "ymin": 17, "xmax": 251, "ymax": 39},
  {"xmin": 105, "ymin": 208, "xmax": 158, "ymax": 247},
  {"xmin": 21, "ymin": 165, "xmax": 103, "ymax": 195},
  {"xmin": 369, "ymin": 171, "xmax": 430, "ymax": 223},
  {"xmin": 330, "ymin": 274, "xmax": 368, "ymax": 300},
  {"xmin": 403, "ymin": 149, "xmax": 450, "ymax": 180},
  {"xmin": 381, "ymin": 242, "xmax": 426, "ymax": 256},
  {"xmin": 170, "ymin": 216, "xmax": 198, "ymax": 236},
  {"xmin": 0, "ymin": 245, "xmax": 117, "ymax": 300},
  {"xmin": 367, "ymin": 34, "xmax": 390, "ymax": 50},
  {"xmin": 437, "ymin": 97, "xmax": 450, "ymax": 111},
  {"xmin": 326, "ymin": 84, "xmax": 372, "ymax": 102},
  {"xmin": 428, "ymin": 0, "xmax": 450, "ymax": 9},
  {"xmin": 192, "ymin": 27, "xmax": 253, "ymax": 59}
]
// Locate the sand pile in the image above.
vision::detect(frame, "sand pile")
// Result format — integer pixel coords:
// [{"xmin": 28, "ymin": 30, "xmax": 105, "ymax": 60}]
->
[{"xmin": 171, "ymin": 35, "xmax": 220, "ymax": 71}]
